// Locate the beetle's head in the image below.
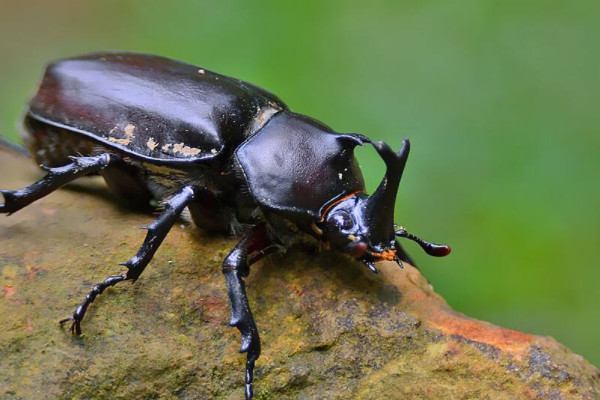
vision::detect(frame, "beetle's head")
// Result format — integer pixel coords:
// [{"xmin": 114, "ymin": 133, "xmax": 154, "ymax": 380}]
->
[{"xmin": 318, "ymin": 138, "xmax": 450, "ymax": 273}]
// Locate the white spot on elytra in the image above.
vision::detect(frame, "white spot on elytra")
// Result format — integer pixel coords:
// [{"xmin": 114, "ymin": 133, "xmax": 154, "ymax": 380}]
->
[
  {"xmin": 198, "ymin": 69, "xmax": 205, "ymax": 75},
  {"xmin": 147, "ymin": 137, "xmax": 158, "ymax": 151},
  {"xmin": 338, "ymin": 173, "xmax": 343, "ymax": 180},
  {"xmin": 108, "ymin": 137, "xmax": 131, "ymax": 146},
  {"xmin": 173, "ymin": 142, "xmax": 201, "ymax": 157},
  {"xmin": 124, "ymin": 124, "xmax": 136, "ymax": 137},
  {"xmin": 210, "ymin": 148, "xmax": 217, "ymax": 154}
]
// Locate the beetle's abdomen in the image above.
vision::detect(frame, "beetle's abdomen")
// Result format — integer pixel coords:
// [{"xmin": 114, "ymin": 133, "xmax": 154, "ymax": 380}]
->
[{"xmin": 22, "ymin": 115, "xmax": 97, "ymax": 167}]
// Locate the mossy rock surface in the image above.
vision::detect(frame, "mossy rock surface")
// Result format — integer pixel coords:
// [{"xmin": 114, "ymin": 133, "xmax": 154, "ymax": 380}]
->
[{"xmin": 1, "ymin": 149, "xmax": 599, "ymax": 400}]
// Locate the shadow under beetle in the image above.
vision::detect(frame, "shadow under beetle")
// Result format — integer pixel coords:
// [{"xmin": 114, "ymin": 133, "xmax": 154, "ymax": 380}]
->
[{"xmin": 0, "ymin": 53, "xmax": 451, "ymax": 399}]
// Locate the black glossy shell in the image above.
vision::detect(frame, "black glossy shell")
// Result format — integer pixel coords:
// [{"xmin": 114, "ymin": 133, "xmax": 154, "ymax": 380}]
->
[
  {"xmin": 235, "ymin": 112, "xmax": 366, "ymax": 220},
  {"xmin": 27, "ymin": 53, "xmax": 286, "ymax": 165}
]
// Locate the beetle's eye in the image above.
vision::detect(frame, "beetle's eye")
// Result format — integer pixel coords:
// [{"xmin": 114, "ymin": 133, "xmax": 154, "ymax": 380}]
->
[{"xmin": 331, "ymin": 211, "xmax": 354, "ymax": 231}]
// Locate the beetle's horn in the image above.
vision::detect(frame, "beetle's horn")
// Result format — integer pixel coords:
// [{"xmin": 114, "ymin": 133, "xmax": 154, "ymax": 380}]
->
[{"xmin": 364, "ymin": 138, "xmax": 410, "ymax": 248}]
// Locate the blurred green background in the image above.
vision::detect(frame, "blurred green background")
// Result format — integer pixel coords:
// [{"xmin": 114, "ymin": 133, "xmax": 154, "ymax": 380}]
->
[{"xmin": 0, "ymin": 1, "xmax": 598, "ymax": 366}]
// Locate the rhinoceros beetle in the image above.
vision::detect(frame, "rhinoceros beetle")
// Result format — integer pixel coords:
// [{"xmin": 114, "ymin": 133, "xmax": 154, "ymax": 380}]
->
[{"xmin": 0, "ymin": 53, "xmax": 450, "ymax": 399}]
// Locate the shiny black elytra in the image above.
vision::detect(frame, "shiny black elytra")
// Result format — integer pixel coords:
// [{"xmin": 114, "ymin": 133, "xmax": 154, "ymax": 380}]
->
[{"xmin": 0, "ymin": 53, "xmax": 451, "ymax": 399}]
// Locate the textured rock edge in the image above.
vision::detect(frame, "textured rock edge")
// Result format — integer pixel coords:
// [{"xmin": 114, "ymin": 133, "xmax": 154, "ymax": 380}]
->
[{"xmin": 1, "ymin": 148, "xmax": 599, "ymax": 400}]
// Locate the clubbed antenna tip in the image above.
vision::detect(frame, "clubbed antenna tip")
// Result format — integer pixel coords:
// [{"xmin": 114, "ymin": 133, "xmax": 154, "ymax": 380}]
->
[{"xmin": 395, "ymin": 228, "xmax": 451, "ymax": 257}]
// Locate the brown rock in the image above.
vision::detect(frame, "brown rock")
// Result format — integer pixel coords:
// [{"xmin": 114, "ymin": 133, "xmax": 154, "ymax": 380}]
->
[{"xmin": 1, "ymin": 148, "xmax": 598, "ymax": 399}]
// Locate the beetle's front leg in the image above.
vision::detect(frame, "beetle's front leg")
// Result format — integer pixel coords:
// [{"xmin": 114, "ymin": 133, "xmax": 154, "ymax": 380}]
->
[
  {"xmin": 0, "ymin": 153, "xmax": 121, "ymax": 215},
  {"xmin": 222, "ymin": 224, "xmax": 275, "ymax": 400}
]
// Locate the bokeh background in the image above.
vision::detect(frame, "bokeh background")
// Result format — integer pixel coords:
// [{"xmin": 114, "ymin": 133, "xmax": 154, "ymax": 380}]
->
[{"xmin": 0, "ymin": 1, "xmax": 598, "ymax": 366}]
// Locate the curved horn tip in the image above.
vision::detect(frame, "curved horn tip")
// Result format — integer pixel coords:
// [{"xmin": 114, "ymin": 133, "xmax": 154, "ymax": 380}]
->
[{"xmin": 398, "ymin": 138, "xmax": 410, "ymax": 156}]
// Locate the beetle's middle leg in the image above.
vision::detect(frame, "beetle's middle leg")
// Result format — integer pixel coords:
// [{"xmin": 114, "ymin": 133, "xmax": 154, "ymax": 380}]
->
[{"xmin": 59, "ymin": 186, "xmax": 198, "ymax": 335}]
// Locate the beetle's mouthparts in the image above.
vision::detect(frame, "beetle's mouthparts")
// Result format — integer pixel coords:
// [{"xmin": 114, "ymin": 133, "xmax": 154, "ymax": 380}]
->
[
  {"xmin": 362, "ymin": 247, "xmax": 401, "ymax": 273},
  {"xmin": 369, "ymin": 248, "xmax": 397, "ymax": 261},
  {"xmin": 395, "ymin": 227, "xmax": 451, "ymax": 257}
]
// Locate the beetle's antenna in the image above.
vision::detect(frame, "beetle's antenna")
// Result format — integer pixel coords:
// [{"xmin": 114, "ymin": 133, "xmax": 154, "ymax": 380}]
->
[{"xmin": 395, "ymin": 227, "xmax": 451, "ymax": 257}]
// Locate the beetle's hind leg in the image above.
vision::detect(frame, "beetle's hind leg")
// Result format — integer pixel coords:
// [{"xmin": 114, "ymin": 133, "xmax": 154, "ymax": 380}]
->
[
  {"xmin": 59, "ymin": 186, "xmax": 198, "ymax": 335},
  {"xmin": 0, "ymin": 153, "xmax": 121, "ymax": 215}
]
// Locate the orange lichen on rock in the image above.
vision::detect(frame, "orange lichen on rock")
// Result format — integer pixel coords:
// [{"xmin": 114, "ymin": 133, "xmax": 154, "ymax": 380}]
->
[{"xmin": 3, "ymin": 285, "xmax": 14, "ymax": 298}]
